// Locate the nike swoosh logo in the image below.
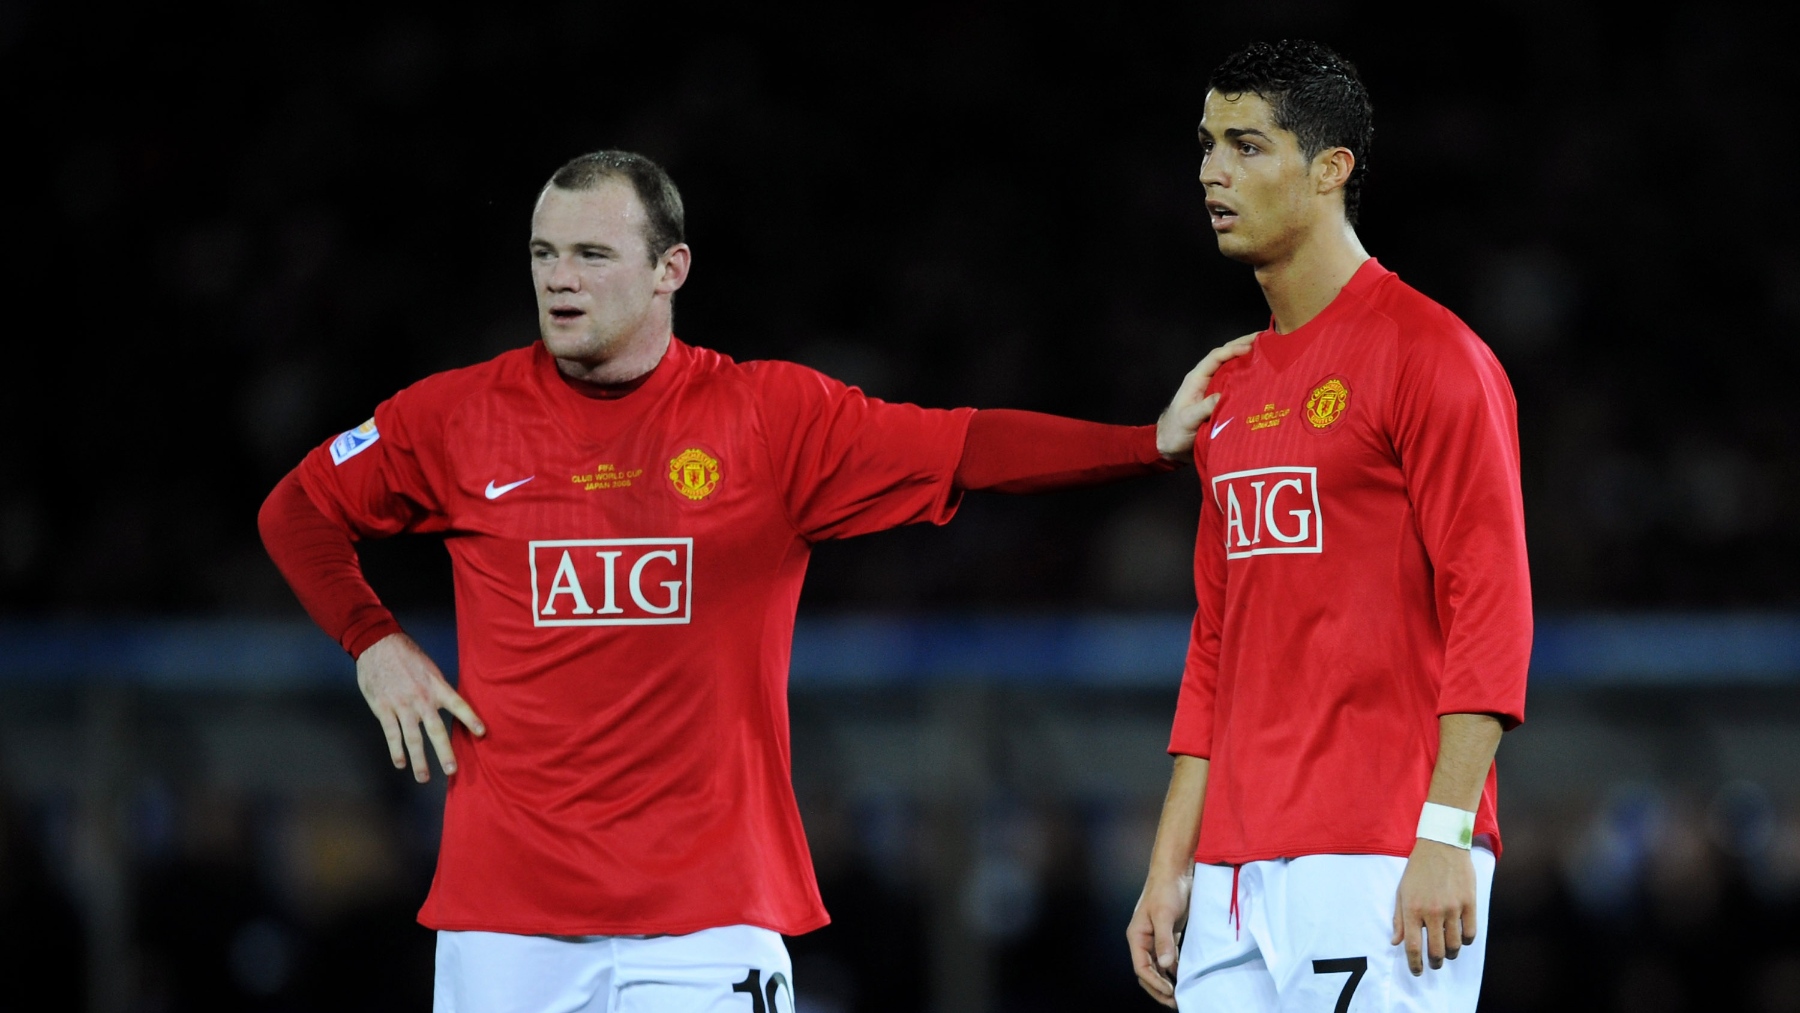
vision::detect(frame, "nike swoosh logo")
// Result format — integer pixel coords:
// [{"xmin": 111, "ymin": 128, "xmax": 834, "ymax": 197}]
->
[
  {"xmin": 484, "ymin": 476, "xmax": 534, "ymax": 500},
  {"xmin": 1210, "ymin": 418, "xmax": 1234, "ymax": 439}
]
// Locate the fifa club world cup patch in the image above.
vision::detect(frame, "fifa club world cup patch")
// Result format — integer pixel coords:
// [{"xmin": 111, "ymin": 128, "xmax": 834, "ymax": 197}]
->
[
  {"xmin": 668, "ymin": 447, "xmax": 722, "ymax": 501},
  {"xmin": 330, "ymin": 419, "xmax": 380, "ymax": 465},
  {"xmin": 1304, "ymin": 376, "xmax": 1351, "ymax": 432}
]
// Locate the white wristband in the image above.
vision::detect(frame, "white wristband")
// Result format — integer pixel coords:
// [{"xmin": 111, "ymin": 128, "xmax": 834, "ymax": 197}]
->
[{"xmin": 1416, "ymin": 802, "xmax": 1475, "ymax": 850}]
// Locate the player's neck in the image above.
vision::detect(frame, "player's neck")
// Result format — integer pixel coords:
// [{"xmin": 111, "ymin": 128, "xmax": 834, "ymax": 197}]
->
[
  {"xmin": 1254, "ymin": 219, "xmax": 1369, "ymax": 334},
  {"xmin": 553, "ymin": 328, "xmax": 673, "ymax": 386}
]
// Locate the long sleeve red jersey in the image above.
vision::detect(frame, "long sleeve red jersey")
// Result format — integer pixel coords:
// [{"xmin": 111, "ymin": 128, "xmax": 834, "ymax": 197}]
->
[
  {"xmin": 279, "ymin": 335, "xmax": 1179, "ymax": 939},
  {"xmin": 295, "ymin": 338, "xmax": 977, "ymax": 937},
  {"xmin": 1169, "ymin": 259, "xmax": 1532, "ymax": 864}
]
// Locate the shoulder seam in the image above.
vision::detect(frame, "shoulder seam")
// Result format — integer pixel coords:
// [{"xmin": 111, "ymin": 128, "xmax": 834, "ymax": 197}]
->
[
  {"xmin": 432, "ymin": 353, "xmax": 527, "ymax": 451},
  {"xmin": 732, "ymin": 362, "xmax": 809, "ymax": 540}
]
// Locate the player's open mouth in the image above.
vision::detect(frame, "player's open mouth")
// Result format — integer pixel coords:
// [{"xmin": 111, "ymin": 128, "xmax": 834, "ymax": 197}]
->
[
  {"xmin": 550, "ymin": 307, "xmax": 586, "ymax": 322},
  {"xmin": 1207, "ymin": 201, "xmax": 1238, "ymax": 230}
]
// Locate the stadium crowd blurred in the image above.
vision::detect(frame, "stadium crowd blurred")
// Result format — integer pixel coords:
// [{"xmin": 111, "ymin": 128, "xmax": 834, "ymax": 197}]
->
[
  {"xmin": 3, "ymin": 1, "xmax": 1799, "ymax": 1010},
  {"xmin": 8, "ymin": 738, "xmax": 1800, "ymax": 1012}
]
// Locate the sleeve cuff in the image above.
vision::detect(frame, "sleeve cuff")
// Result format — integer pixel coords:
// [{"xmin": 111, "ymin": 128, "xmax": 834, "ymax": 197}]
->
[
  {"xmin": 1134, "ymin": 424, "xmax": 1180, "ymax": 472},
  {"xmin": 344, "ymin": 617, "xmax": 405, "ymax": 659}
]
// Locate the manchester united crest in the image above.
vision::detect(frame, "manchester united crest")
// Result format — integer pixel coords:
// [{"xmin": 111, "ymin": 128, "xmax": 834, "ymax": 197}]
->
[
  {"xmin": 668, "ymin": 448, "xmax": 722, "ymax": 501},
  {"xmin": 1304, "ymin": 376, "xmax": 1351, "ymax": 431}
]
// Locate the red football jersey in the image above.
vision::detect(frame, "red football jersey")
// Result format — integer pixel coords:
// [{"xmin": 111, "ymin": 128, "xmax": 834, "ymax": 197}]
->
[
  {"xmin": 1169, "ymin": 259, "xmax": 1532, "ymax": 865},
  {"xmin": 297, "ymin": 337, "xmax": 972, "ymax": 936}
]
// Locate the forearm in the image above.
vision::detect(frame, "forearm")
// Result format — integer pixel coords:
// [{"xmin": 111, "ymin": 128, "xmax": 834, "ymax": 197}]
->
[
  {"xmin": 953, "ymin": 409, "xmax": 1176, "ymax": 493},
  {"xmin": 258, "ymin": 471, "xmax": 402, "ymax": 657},
  {"xmin": 1148, "ymin": 755, "xmax": 1210, "ymax": 877},
  {"xmin": 1426, "ymin": 713, "xmax": 1504, "ymax": 811}
]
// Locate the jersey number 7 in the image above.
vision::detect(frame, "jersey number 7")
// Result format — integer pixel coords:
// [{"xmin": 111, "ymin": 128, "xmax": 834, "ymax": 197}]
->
[{"xmin": 1311, "ymin": 956, "xmax": 1368, "ymax": 1013}]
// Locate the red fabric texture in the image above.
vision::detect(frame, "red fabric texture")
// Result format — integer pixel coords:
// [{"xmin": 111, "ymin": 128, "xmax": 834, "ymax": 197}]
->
[
  {"xmin": 286, "ymin": 338, "xmax": 974, "ymax": 937},
  {"xmin": 953, "ymin": 409, "xmax": 1172, "ymax": 492},
  {"xmin": 1168, "ymin": 259, "xmax": 1532, "ymax": 865},
  {"xmin": 257, "ymin": 472, "xmax": 402, "ymax": 658},
  {"xmin": 262, "ymin": 406, "xmax": 1177, "ymax": 665}
]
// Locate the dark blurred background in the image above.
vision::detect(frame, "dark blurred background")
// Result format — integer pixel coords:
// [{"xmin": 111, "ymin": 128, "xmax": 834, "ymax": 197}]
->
[{"xmin": 3, "ymin": 1, "xmax": 1799, "ymax": 1011}]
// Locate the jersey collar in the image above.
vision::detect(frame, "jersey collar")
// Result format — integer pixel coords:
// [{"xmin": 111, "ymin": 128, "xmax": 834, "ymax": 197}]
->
[
  {"xmin": 532, "ymin": 336, "xmax": 692, "ymax": 441},
  {"xmin": 1256, "ymin": 258, "xmax": 1391, "ymax": 374}
]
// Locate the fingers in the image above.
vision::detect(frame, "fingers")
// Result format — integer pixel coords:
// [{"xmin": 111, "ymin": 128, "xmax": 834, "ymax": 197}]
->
[
  {"xmin": 1134, "ymin": 958, "xmax": 1178, "ymax": 1007},
  {"xmin": 1173, "ymin": 362, "xmax": 1210, "ymax": 406},
  {"xmin": 1396, "ymin": 907, "xmax": 1454, "ymax": 974},
  {"xmin": 1205, "ymin": 333, "xmax": 1256, "ymax": 363},
  {"xmin": 1130, "ymin": 937, "xmax": 1176, "ymax": 1004},
  {"xmin": 1394, "ymin": 894, "xmax": 1424, "ymax": 975},
  {"xmin": 387, "ymin": 701, "xmax": 481, "ymax": 785},
  {"xmin": 1173, "ymin": 393, "xmax": 1223, "ymax": 431},
  {"xmin": 1172, "ymin": 335, "xmax": 1256, "ymax": 413},
  {"xmin": 1444, "ymin": 904, "xmax": 1466, "ymax": 961},
  {"xmin": 1426, "ymin": 914, "xmax": 1447, "ymax": 970},
  {"xmin": 1392, "ymin": 848, "xmax": 1479, "ymax": 975},
  {"xmin": 1127, "ymin": 912, "xmax": 1177, "ymax": 1006},
  {"xmin": 1190, "ymin": 335, "xmax": 1256, "ymax": 380},
  {"xmin": 400, "ymin": 713, "xmax": 431, "ymax": 783},
  {"xmin": 358, "ymin": 639, "xmax": 484, "ymax": 785},
  {"xmin": 1195, "ymin": 392, "xmax": 1222, "ymax": 423},
  {"xmin": 1138, "ymin": 979, "xmax": 1177, "ymax": 1009},
  {"xmin": 1447, "ymin": 899, "xmax": 1477, "ymax": 962},
  {"xmin": 1153, "ymin": 912, "xmax": 1179, "ymax": 975},
  {"xmin": 440, "ymin": 690, "xmax": 488, "ymax": 738},
  {"xmin": 376, "ymin": 708, "xmax": 406, "ymax": 769},
  {"xmin": 422, "ymin": 707, "xmax": 458, "ymax": 777}
]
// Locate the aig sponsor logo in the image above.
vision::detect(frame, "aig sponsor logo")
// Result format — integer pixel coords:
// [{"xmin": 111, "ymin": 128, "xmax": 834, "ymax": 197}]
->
[
  {"xmin": 1211, "ymin": 467, "xmax": 1323, "ymax": 559},
  {"xmin": 528, "ymin": 538, "xmax": 692, "ymax": 626}
]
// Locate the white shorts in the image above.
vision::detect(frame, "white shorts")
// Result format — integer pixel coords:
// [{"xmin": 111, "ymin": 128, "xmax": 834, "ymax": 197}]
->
[
  {"xmin": 1176, "ymin": 849, "xmax": 1495, "ymax": 1013},
  {"xmin": 434, "ymin": 924, "xmax": 794, "ymax": 1013}
]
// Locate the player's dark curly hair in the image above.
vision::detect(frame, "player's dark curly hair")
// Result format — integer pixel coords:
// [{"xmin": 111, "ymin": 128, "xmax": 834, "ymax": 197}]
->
[
  {"xmin": 547, "ymin": 150, "xmax": 686, "ymax": 264},
  {"xmin": 1210, "ymin": 40, "xmax": 1373, "ymax": 224}
]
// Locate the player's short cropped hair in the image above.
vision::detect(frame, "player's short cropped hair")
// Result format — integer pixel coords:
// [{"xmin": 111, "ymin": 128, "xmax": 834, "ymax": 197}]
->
[
  {"xmin": 547, "ymin": 150, "xmax": 686, "ymax": 264},
  {"xmin": 1210, "ymin": 40, "xmax": 1374, "ymax": 224}
]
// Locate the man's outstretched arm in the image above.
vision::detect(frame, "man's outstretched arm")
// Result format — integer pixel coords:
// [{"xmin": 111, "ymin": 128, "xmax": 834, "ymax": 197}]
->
[
  {"xmin": 258, "ymin": 474, "xmax": 483, "ymax": 783},
  {"xmin": 952, "ymin": 335, "xmax": 1254, "ymax": 494}
]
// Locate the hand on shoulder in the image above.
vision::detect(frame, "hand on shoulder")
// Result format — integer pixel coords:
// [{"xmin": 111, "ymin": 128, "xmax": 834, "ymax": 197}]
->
[{"xmin": 1156, "ymin": 333, "xmax": 1258, "ymax": 461}]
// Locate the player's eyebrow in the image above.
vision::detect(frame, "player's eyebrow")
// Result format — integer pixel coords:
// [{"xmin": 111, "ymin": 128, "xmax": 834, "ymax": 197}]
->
[
  {"xmin": 1224, "ymin": 127, "xmax": 1275, "ymax": 143},
  {"xmin": 528, "ymin": 238, "xmax": 620, "ymax": 256},
  {"xmin": 1198, "ymin": 124, "xmax": 1276, "ymax": 143}
]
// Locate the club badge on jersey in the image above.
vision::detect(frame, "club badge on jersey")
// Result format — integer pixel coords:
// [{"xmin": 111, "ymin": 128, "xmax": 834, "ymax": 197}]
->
[
  {"xmin": 668, "ymin": 447, "xmax": 722, "ymax": 500},
  {"xmin": 330, "ymin": 419, "xmax": 380, "ymax": 465},
  {"xmin": 1304, "ymin": 376, "xmax": 1352, "ymax": 431}
]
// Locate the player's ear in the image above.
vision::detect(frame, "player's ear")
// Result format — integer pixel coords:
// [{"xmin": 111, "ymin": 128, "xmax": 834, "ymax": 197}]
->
[
  {"xmin": 656, "ymin": 243, "xmax": 692, "ymax": 295},
  {"xmin": 1315, "ymin": 147, "xmax": 1356, "ymax": 197}
]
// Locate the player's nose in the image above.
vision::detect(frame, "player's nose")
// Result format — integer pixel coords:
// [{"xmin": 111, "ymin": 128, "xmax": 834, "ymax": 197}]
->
[
  {"xmin": 1199, "ymin": 155, "xmax": 1228, "ymax": 189},
  {"xmin": 545, "ymin": 255, "xmax": 581, "ymax": 291}
]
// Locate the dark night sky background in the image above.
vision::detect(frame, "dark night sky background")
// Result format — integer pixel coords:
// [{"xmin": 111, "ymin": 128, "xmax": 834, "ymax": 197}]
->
[{"xmin": 3, "ymin": 0, "xmax": 1797, "ymax": 619}]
